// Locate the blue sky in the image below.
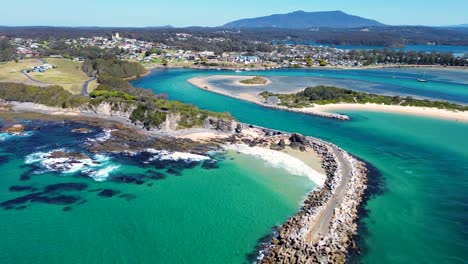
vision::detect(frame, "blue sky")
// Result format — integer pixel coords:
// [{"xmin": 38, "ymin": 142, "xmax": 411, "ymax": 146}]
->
[{"xmin": 1, "ymin": 0, "xmax": 467, "ymax": 27}]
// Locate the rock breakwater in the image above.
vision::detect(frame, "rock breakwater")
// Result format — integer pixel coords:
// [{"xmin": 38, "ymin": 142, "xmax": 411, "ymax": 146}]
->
[{"xmin": 224, "ymin": 125, "xmax": 367, "ymax": 264}]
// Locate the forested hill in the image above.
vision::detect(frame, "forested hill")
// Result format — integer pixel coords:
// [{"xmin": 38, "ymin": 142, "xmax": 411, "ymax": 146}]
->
[{"xmin": 223, "ymin": 10, "xmax": 385, "ymax": 29}]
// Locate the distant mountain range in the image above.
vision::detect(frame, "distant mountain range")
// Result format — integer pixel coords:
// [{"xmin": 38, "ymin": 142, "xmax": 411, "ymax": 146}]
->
[
  {"xmin": 223, "ymin": 10, "xmax": 385, "ymax": 29},
  {"xmin": 449, "ymin": 24, "xmax": 468, "ymax": 28}
]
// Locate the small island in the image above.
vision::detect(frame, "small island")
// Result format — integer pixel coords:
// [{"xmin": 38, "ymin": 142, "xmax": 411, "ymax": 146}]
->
[{"xmin": 239, "ymin": 76, "xmax": 269, "ymax": 85}]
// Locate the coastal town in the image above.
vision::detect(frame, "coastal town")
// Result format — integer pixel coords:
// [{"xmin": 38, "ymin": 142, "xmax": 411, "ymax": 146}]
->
[{"xmin": 4, "ymin": 31, "xmax": 468, "ymax": 70}]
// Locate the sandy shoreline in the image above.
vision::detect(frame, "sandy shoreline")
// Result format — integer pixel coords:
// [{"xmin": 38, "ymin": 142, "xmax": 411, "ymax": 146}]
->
[
  {"xmin": 188, "ymin": 76, "xmax": 468, "ymax": 122},
  {"xmin": 314, "ymin": 103, "xmax": 468, "ymax": 122}
]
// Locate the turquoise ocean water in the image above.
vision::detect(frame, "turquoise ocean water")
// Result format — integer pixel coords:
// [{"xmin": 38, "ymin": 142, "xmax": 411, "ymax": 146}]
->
[
  {"xmin": 133, "ymin": 68, "xmax": 468, "ymax": 263},
  {"xmin": 0, "ymin": 67, "xmax": 467, "ymax": 263}
]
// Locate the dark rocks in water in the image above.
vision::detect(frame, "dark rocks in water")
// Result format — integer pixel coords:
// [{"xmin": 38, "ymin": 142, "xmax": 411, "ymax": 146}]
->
[
  {"xmin": 111, "ymin": 174, "xmax": 146, "ymax": 185},
  {"xmin": 44, "ymin": 183, "xmax": 88, "ymax": 193},
  {"xmin": 9, "ymin": 185, "xmax": 37, "ymax": 192},
  {"xmin": 62, "ymin": 206, "xmax": 73, "ymax": 212},
  {"xmin": 98, "ymin": 189, "xmax": 120, "ymax": 198},
  {"xmin": 0, "ymin": 155, "xmax": 9, "ymax": 166},
  {"xmin": 48, "ymin": 151, "xmax": 89, "ymax": 160},
  {"xmin": 181, "ymin": 160, "xmax": 200, "ymax": 170},
  {"xmin": 88, "ymin": 188, "xmax": 103, "ymax": 193},
  {"xmin": 147, "ymin": 183, "xmax": 153, "ymax": 187},
  {"xmin": 235, "ymin": 123, "xmax": 243, "ymax": 133},
  {"xmin": 0, "ymin": 192, "xmax": 80, "ymax": 208},
  {"xmin": 16, "ymin": 206, "xmax": 27, "ymax": 210},
  {"xmin": 146, "ymin": 170, "xmax": 166, "ymax": 181},
  {"xmin": 34, "ymin": 194, "xmax": 81, "ymax": 205},
  {"xmin": 119, "ymin": 193, "xmax": 137, "ymax": 201},
  {"xmin": 20, "ymin": 171, "xmax": 32, "ymax": 181},
  {"xmin": 202, "ymin": 160, "xmax": 219, "ymax": 169},
  {"xmin": 167, "ymin": 167, "xmax": 182, "ymax": 176}
]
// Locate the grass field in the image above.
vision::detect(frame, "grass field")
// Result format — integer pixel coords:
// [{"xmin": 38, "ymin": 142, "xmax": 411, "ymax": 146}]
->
[
  {"xmin": 29, "ymin": 58, "xmax": 93, "ymax": 94},
  {"xmin": 0, "ymin": 59, "xmax": 42, "ymax": 82},
  {"xmin": 0, "ymin": 58, "xmax": 96, "ymax": 94}
]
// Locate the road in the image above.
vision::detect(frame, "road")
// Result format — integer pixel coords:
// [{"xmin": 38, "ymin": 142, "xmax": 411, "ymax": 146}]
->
[
  {"xmin": 81, "ymin": 76, "xmax": 96, "ymax": 96},
  {"xmin": 305, "ymin": 145, "xmax": 352, "ymax": 243},
  {"xmin": 20, "ymin": 58, "xmax": 96, "ymax": 95}
]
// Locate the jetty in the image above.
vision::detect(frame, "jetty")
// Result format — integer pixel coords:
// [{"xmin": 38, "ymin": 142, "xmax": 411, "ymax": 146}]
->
[{"xmin": 224, "ymin": 124, "xmax": 367, "ymax": 264}]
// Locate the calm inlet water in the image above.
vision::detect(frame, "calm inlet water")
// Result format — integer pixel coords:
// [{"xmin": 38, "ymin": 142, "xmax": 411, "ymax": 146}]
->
[{"xmin": 132, "ymin": 68, "xmax": 468, "ymax": 264}]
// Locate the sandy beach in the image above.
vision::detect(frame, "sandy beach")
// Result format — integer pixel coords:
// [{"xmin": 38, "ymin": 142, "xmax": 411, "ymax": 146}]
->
[
  {"xmin": 314, "ymin": 103, "xmax": 468, "ymax": 122},
  {"xmin": 188, "ymin": 76, "xmax": 468, "ymax": 122}
]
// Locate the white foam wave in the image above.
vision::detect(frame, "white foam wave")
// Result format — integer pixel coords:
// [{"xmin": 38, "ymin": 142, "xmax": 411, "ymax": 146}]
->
[
  {"xmin": 87, "ymin": 129, "xmax": 114, "ymax": 143},
  {"xmin": 87, "ymin": 165, "xmax": 120, "ymax": 182},
  {"xmin": 146, "ymin": 149, "xmax": 210, "ymax": 162},
  {"xmin": 224, "ymin": 144, "xmax": 326, "ymax": 186},
  {"xmin": 0, "ymin": 131, "xmax": 33, "ymax": 141},
  {"xmin": 24, "ymin": 149, "xmax": 118, "ymax": 182}
]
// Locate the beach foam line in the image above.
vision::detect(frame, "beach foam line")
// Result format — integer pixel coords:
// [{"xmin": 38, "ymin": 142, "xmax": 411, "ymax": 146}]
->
[{"xmin": 224, "ymin": 144, "xmax": 326, "ymax": 186}]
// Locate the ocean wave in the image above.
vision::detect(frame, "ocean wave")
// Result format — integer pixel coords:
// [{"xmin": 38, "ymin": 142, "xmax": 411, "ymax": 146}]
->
[
  {"xmin": 0, "ymin": 131, "xmax": 33, "ymax": 142},
  {"xmin": 25, "ymin": 149, "xmax": 118, "ymax": 182},
  {"xmin": 145, "ymin": 149, "xmax": 211, "ymax": 162},
  {"xmin": 224, "ymin": 144, "xmax": 326, "ymax": 186},
  {"xmin": 87, "ymin": 129, "xmax": 114, "ymax": 143}
]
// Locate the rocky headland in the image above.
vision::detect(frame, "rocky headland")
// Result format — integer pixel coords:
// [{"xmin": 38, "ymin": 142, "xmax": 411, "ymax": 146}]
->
[{"xmin": 1, "ymin": 100, "xmax": 367, "ymax": 263}]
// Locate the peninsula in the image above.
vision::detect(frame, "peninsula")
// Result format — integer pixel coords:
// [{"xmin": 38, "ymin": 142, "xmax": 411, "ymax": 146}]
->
[{"xmin": 188, "ymin": 76, "xmax": 468, "ymax": 122}]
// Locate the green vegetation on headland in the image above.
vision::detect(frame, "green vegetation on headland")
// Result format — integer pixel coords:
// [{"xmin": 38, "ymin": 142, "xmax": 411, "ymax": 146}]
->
[
  {"xmin": 0, "ymin": 65, "xmax": 231, "ymax": 130},
  {"xmin": 82, "ymin": 59, "xmax": 148, "ymax": 79},
  {"xmin": 0, "ymin": 82, "xmax": 88, "ymax": 108},
  {"xmin": 90, "ymin": 75, "xmax": 231, "ymax": 129},
  {"xmin": 260, "ymin": 86, "xmax": 468, "ymax": 111},
  {"xmin": 239, "ymin": 76, "xmax": 268, "ymax": 85}
]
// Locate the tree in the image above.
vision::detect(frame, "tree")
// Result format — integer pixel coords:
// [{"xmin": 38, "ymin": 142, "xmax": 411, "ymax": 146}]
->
[
  {"xmin": 161, "ymin": 58, "xmax": 169, "ymax": 66},
  {"xmin": 306, "ymin": 56, "xmax": 313, "ymax": 67},
  {"xmin": 0, "ymin": 39, "xmax": 16, "ymax": 62}
]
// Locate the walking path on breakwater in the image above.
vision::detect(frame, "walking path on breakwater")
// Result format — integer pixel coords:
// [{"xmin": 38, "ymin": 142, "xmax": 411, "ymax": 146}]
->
[
  {"xmin": 306, "ymin": 145, "xmax": 352, "ymax": 242},
  {"xmin": 246, "ymin": 131, "xmax": 368, "ymax": 264}
]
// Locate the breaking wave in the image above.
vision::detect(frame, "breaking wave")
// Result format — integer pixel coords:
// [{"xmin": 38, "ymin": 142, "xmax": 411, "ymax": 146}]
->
[
  {"xmin": 224, "ymin": 144, "xmax": 326, "ymax": 186},
  {"xmin": 25, "ymin": 149, "xmax": 119, "ymax": 182}
]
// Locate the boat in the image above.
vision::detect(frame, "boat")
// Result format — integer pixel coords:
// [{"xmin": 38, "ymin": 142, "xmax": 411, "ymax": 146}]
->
[
  {"xmin": 417, "ymin": 71, "xmax": 428, "ymax": 82},
  {"xmin": 235, "ymin": 70, "xmax": 242, "ymax": 73}
]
